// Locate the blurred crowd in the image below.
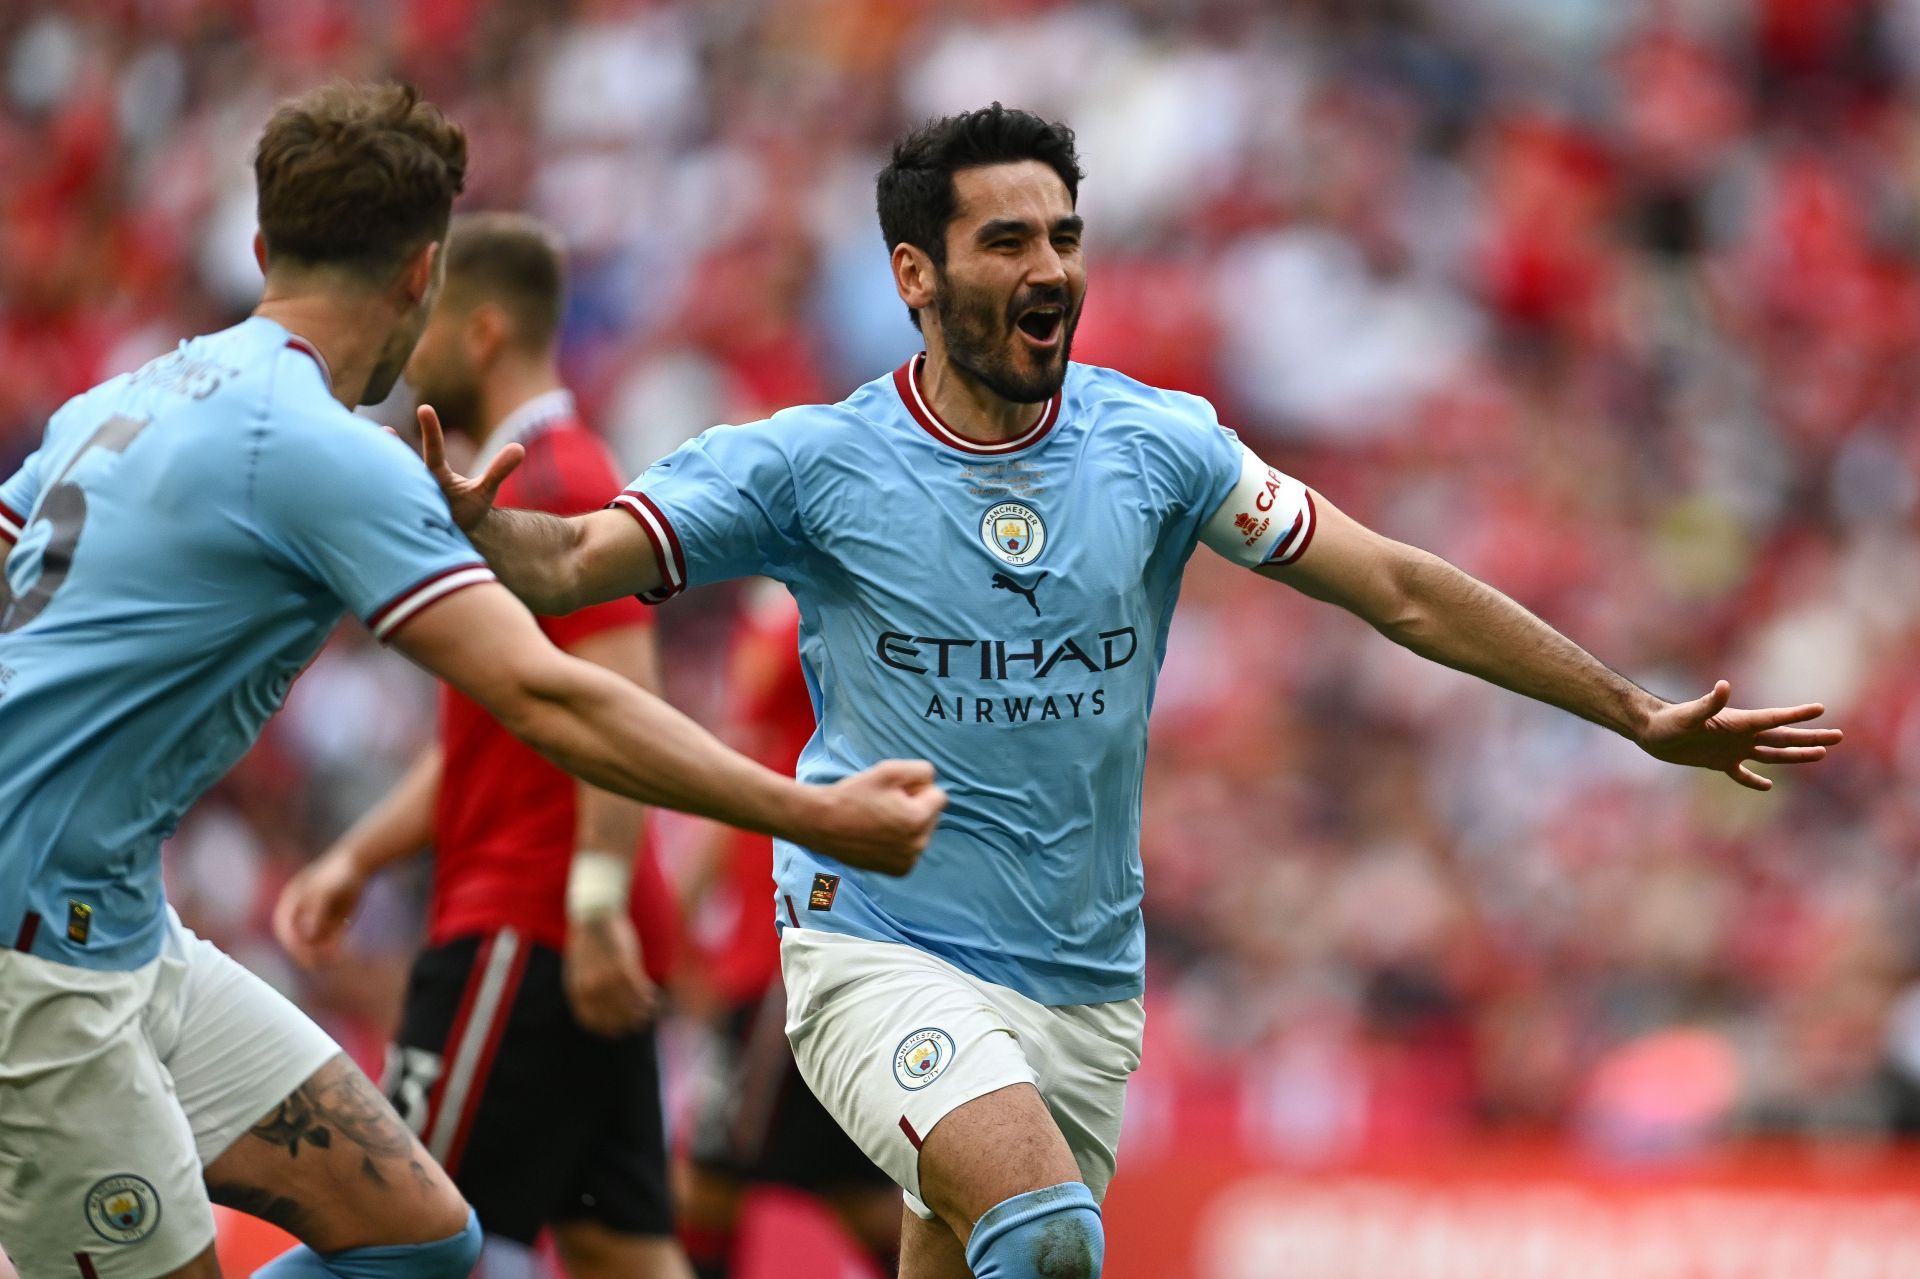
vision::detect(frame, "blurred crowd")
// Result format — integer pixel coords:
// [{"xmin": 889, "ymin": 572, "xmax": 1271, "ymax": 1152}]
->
[{"xmin": 5, "ymin": 0, "xmax": 1919, "ymax": 1162}]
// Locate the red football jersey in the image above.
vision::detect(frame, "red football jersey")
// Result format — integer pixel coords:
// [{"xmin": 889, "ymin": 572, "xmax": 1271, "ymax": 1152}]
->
[
  {"xmin": 699, "ymin": 586, "xmax": 815, "ymax": 1004},
  {"xmin": 428, "ymin": 392, "xmax": 676, "ymax": 981}
]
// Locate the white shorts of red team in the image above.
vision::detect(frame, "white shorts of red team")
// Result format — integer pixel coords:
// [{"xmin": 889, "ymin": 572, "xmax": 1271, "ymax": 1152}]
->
[
  {"xmin": 0, "ymin": 909, "xmax": 339, "ymax": 1279},
  {"xmin": 780, "ymin": 929, "xmax": 1144, "ymax": 1220}
]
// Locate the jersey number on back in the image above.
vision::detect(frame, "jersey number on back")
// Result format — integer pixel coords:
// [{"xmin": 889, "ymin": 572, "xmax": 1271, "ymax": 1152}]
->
[{"xmin": 0, "ymin": 415, "xmax": 150, "ymax": 633}]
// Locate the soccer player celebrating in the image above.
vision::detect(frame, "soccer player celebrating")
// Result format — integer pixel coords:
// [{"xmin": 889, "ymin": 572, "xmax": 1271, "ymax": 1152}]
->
[
  {"xmin": 0, "ymin": 84, "xmax": 941, "ymax": 1279},
  {"xmin": 420, "ymin": 105, "xmax": 1842, "ymax": 1279},
  {"xmin": 273, "ymin": 213, "xmax": 692, "ymax": 1279}
]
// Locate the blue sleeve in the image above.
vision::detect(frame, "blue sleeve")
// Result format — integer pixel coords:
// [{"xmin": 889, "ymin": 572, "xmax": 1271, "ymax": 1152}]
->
[
  {"xmin": 252, "ymin": 413, "xmax": 494, "ymax": 641},
  {"xmin": 1131, "ymin": 384, "xmax": 1242, "ymax": 522},
  {"xmin": 610, "ymin": 419, "xmax": 804, "ymax": 602}
]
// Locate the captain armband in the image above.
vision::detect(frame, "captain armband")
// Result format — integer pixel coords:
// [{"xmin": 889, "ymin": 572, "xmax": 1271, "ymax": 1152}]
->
[{"xmin": 1198, "ymin": 444, "xmax": 1318, "ymax": 569}]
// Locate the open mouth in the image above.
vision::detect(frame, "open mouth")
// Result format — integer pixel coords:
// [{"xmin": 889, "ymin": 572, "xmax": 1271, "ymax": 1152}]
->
[{"xmin": 1015, "ymin": 306, "xmax": 1064, "ymax": 347}]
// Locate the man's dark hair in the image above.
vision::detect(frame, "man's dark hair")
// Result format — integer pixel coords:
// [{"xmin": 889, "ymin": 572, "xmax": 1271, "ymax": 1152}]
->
[
  {"xmin": 443, "ymin": 212, "xmax": 566, "ymax": 352},
  {"xmin": 877, "ymin": 103, "xmax": 1083, "ymax": 269},
  {"xmin": 254, "ymin": 81, "xmax": 468, "ymax": 281}
]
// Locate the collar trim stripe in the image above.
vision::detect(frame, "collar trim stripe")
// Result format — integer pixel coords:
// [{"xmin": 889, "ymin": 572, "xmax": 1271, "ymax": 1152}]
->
[
  {"xmin": 485, "ymin": 389, "xmax": 578, "ymax": 464},
  {"xmin": 284, "ymin": 336, "xmax": 332, "ymax": 388},
  {"xmin": 892, "ymin": 354, "xmax": 1062, "ymax": 456}
]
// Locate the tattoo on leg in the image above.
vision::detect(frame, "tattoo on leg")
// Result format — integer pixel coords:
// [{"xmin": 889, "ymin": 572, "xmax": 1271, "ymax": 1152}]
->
[
  {"xmin": 209, "ymin": 1181, "xmax": 309, "ymax": 1237},
  {"xmin": 248, "ymin": 1093, "xmax": 332, "ymax": 1158},
  {"xmin": 247, "ymin": 1060, "xmax": 416, "ymax": 1186}
]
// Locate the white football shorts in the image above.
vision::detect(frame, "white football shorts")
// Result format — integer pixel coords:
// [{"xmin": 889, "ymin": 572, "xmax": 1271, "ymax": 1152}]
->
[
  {"xmin": 780, "ymin": 928, "xmax": 1143, "ymax": 1220},
  {"xmin": 0, "ymin": 908, "xmax": 339, "ymax": 1279}
]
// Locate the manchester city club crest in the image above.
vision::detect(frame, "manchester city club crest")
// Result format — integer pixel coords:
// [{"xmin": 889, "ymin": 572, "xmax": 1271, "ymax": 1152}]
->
[
  {"xmin": 85, "ymin": 1174, "xmax": 161, "ymax": 1244},
  {"xmin": 892, "ymin": 1027, "xmax": 957, "ymax": 1090},
  {"xmin": 980, "ymin": 501, "xmax": 1046, "ymax": 567}
]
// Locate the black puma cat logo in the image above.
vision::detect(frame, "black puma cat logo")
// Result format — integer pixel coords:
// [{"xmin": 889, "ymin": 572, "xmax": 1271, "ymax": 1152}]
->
[{"xmin": 991, "ymin": 572, "xmax": 1041, "ymax": 616}]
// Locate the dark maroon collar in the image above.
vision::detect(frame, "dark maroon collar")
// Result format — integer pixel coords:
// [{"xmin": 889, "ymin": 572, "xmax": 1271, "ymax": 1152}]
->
[{"xmin": 892, "ymin": 353, "xmax": 1062, "ymax": 456}]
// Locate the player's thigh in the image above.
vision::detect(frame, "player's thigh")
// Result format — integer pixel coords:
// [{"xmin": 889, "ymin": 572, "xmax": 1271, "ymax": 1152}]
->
[
  {"xmin": 913, "ymin": 1083, "xmax": 1080, "ymax": 1238},
  {"xmin": 202, "ymin": 1053, "xmax": 467, "ymax": 1250},
  {"xmin": 1019, "ymin": 997, "xmax": 1144, "ymax": 1204},
  {"xmin": 148, "ymin": 917, "xmax": 464, "ymax": 1250},
  {"xmin": 0, "ymin": 948, "xmax": 216, "ymax": 1279},
  {"xmin": 780, "ymin": 931, "xmax": 1074, "ymax": 1231},
  {"xmin": 898, "ymin": 1207, "xmax": 972, "ymax": 1279}
]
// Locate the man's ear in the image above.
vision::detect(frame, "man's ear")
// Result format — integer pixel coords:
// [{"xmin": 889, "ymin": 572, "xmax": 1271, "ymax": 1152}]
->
[
  {"xmin": 401, "ymin": 240, "xmax": 440, "ymax": 308},
  {"xmin": 253, "ymin": 231, "xmax": 269, "ymax": 276},
  {"xmin": 467, "ymin": 301, "xmax": 510, "ymax": 369},
  {"xmin": 893, "ymin": 242, "xmax": 937, "ymax": 319}
]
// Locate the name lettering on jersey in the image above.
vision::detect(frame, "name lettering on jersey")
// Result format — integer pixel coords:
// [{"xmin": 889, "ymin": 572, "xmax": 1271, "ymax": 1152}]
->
[
  {"xmin": 961, "ymin": 460, "xmax": 1050, "ymax": 500},
  {"xmin": 126, "ymin": 351, "xmax": 237, "ymax": 401},
  {"xmin": 876, "ymin": 627, "xmax": 1136, "ymax": 679}
]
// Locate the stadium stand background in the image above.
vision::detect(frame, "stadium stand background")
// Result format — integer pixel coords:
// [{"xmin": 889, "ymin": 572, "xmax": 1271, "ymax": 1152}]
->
[{"xmin": 3, "ymin": 1, "xmax": 1917, "ymax": 1274}]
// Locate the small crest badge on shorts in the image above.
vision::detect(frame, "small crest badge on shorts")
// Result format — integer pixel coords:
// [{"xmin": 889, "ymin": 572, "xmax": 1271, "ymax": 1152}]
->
[
  {"xmin": 85, "ymin": 1174, "xmax": 161, "ymax": 1244},
  {"xmin": 981, "ymin": 502, "xmax": 1046, "ymax": 567},
  {"xmin": 892, "ymin": 1027, "xmax": 957, "ymax": 1091}
]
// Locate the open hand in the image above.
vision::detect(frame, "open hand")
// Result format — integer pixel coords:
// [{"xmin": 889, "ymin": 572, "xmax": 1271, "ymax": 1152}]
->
[
  {"xmin": 417, "ymin": 404, "xmax": 523, "ymax": 531},
  {"xmin": 805, "ymin": 759, "xmax": 947, "ymax": 875},
  {"xmin": 563, "ymin": 913, "xmax": 658, "ymax": 1038},
  {"xmin": 272, "ymin": 848, "xmax": 369, "ymax": 968},
  {"xmin": 1639, "ymin": 681, "xmax": 1842, "ymax": 791}
]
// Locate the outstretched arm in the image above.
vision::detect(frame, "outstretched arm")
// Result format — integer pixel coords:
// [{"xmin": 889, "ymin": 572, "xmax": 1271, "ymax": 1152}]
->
[
  {"xmin": 1256, "ymin": 493, "xmax": 1841, "ymax": 790},
  {"xmin": 391, "ymin": 580, "xmax": 945, "ymax": 863},
  {"xmin": 416, "ymin": 405, "xmax": 660, "ymax": 614}
]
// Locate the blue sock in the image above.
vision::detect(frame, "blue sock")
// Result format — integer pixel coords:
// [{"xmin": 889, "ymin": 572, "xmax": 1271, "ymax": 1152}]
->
[
  {"xmin": 964, "ymin": 1182, "xmax": 1104, "ymax": 1279},
  {"xmin": 253, "ymin": 1208, "xmax": 482, "ymax": 1279}
]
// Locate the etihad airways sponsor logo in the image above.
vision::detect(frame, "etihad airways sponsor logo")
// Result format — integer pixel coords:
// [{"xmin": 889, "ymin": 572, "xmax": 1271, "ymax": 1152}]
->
[{"xmin": 875, "ymin": 627, "xmax": 1137, "ymax": 680}]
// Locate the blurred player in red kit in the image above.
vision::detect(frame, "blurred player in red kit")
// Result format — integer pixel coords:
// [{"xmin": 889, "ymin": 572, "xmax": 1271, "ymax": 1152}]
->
[
  {"xmin": 276, "ymin": 213, "xmax": 693, "ymax": 1279},
  {"xmin": 676, "ymin": 586, "xmax": 900, "ymax": 1279}
]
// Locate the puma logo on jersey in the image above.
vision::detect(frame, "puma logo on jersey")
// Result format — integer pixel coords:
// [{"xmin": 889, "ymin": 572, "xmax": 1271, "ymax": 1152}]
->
[{"xmin": 991, "ymin": 572, "xmax": 1042, "ymax": 616}]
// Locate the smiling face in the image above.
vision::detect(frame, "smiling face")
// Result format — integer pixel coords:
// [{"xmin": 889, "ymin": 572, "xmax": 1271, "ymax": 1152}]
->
[{"xmin": 923, "ymin": 160, "xmax": 1086, "ymax": 404}]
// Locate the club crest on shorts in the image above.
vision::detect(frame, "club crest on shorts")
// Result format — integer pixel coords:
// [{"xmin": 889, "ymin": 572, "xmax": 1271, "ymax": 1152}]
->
[
  {"xmin": 981, "ymin": 502, "xmax": 1046, "ymax": 566},
  {"xmin": 893, "ymin": 1027, "xmax": 956, "ymax": 1091},
  {"xmin": 85, "ymin": 1174, "xmax": 160, "ymax": 1244}
]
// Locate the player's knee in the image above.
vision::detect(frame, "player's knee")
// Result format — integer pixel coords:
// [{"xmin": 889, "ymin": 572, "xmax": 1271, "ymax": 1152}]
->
[
  {"xmin": 963, "ymin": 1182, "xmax": 1104, "ymax": 1279},
  {"xmin": 255, "ymin": 1208, "xmax": 482, "ymax": 1279}
]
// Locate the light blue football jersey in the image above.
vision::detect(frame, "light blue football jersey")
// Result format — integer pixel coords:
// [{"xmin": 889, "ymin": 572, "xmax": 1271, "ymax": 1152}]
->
[
  {"xmin": 0, "ymin": 318, "xmax": 491, "ymax": 971},
  {"xmin": 617, "ymin": 356, "xmax": 1299, "ymax": 1006}
]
